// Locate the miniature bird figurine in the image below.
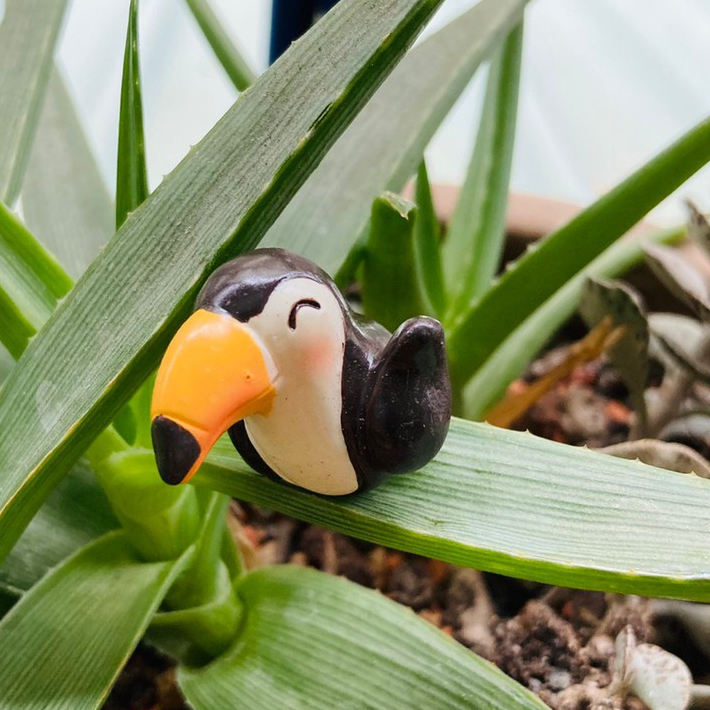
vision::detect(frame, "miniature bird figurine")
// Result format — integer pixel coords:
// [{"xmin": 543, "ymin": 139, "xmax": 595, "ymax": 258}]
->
[{"xmin": 151, "ymin": 248, "xmax": 451, "ymax": 495}]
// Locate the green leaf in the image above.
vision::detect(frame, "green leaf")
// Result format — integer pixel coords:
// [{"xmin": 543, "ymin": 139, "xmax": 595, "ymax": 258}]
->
[
  {"xmin": 0, "ymin": 278, "xmax": 34, "ymax": 360},
  {"xmin": 23, "ymin": 70, "xmax": 114, "ymax": 279},
  {"xmin": 0, "ymin": 197, "xmax": 125, "ymax": 590},
  {"xmin": 163, "ymin": 491, "xmax": 231, "ymax": 610},
  {"xmin": 361, "ymin": 192, "xmax": 425, "ymax": 331},
  {"xmin": 0, "ymin": 141, "xmax": 128, "ymax": 599},
  {"xmin": 0, "ymin": 200, "xmax": 72, "ymax": 357},
  {"xmin": 443, "ymin": 21, "xmax": 523, "ymax": 315},
  {"xmin": 462, "ymin": 227, "xmax": 682, "ymax": 420},
  {"xmin": 94, "ymin": 449, "xmax": 201, "ymax": 562},
  {"xmin": 413, "ymin": 161, "xmax": 446, "ymax": 317},
  {"xmin": 0, "ymin": 532, "xmax": 186, "ymax": 710},
  {"xmin": 150, "ymin": 559, "xmax": 240, "ymax": 663},
  {"xmin": 0, "ymin": 144, "xmax": 120, "ymax": 600},
  {"xmin": 333, "ymin": 240, "xmax": 368, "ymax": 289},
  {"xmin": 0, "ymin": 343, "xmax": 13, "ymax": 384},
  {"xmin": 151, "ymin": 494, "xmax": 242, "ymax": 661},
  {"xmin": 184, "ymin": 0, "xmax": 257, "ymax": 91},
  {"xmin": 179, "ymin": 565, "xmax": 546, "ymax": 710},
  {"xmin": 0, "ymin": 462, "xmax": 117, "ymax": 600},
  {"xmin": 116, "ymin": 0, "xmax": 148, "ymax": 230},
  {"xmin": 0, "ymin": 0, "xmax": 445, "ymax": 567},
  {"xmin": 200, "ymin": 408, "xmax": 710, "ymax": 601},
  {"xmin": 0, "ymin": 0, "xmax": 70, "ymax": 204},
  {"xmin": 2, "ymin": 71, "xmax": 107, "ymax": 353},
  {"xmin": 265, "ymin": 0, "xmax": 528, "ymax": 274},
  {"xmin": 446, "ymin": 116, "xmax": 710, "ymax": 388},
  {"xmin": 116, "ymin": 0, "xmax": 153, "ymax": 444}
]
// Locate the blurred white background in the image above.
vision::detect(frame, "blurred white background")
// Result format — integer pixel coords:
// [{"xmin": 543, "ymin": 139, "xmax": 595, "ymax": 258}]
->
[{"xmin": 34, "ymin": 0, "xmax": 710, "ymax": 223}]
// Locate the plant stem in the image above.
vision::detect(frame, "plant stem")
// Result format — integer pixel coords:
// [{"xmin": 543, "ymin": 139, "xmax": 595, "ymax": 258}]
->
[{"xmin": 167, "ymin": 493, "xmax": 232, "ymax": 607}]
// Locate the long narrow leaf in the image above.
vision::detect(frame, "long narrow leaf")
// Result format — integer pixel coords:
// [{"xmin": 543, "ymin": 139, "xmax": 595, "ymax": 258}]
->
[
  {"xmin": 179, "ymin": 566, "xmax": 546, "ymax": 709},
  {"xmin": 3, "ymin": 72, "xmax": 105, "ymax": 351},
  {"xmin": 116, "ymin": 0, "xmax": 149, "ymax": 230},
  {"xmin": 0, "ymin": 532, "xmax": 186, "ymax": 710},
  {"xmin": 413, "ymin": 161, "xmax": 446, "ymax": 317},
  {"xmin": 0, "ymin": 90, "xmax": 128, "ymax": 590},
  {"xmin": 116, "ymin": 0, "xmax": 152, "ymax": 446},
  {"xmin": 0, "ymin": 283, "xmax": 34, "ymax": 361},
  {"xmin": 0, "ymin": 343, "xmax": 13, "ymax": 384},
  {"xmin": 2, "ymin": 133, "xmax": 119, "ymax": 597},
  {"xmin": 462, "ymin": 227, "xmax": 683, "ymax": 420},
  {"xmin": 0, "ymin": 0, "xmax": 445, "ymax": 566},
  {"xmin": 184, "ymin": 0, "xmax": 257, "ymax": 91},
  {"xmin": 0, "ymin": 17, "xmax": 150, "ymax": 585},
  {"xmin": 446, "ymin": 116, "xmax": 710, "ymax": 387},
  {"xmin": 264, "ymin": 0, "xmax": 528, "ymax": 274},
  {"xmin": 0, "ymin": 200, "xmax": 72, "ymax": 357},
  {"xmin": 361, "ymin": 192, "xmax": 425, "ymax": 331},
  {"xmin": 23, "ymin": 71, "xmax": 114, "ymax": 279},
  {"xmin": 0, "ymin": 0, "xmax": 69, "ymax": 204},
  {"xmin": 150, "ymin": 493, "xmax": 241, "ymax": 659},
  {"xmin": 443, "ymin": 22, "xmax": 523, "ymax": 315},
  {"xmin": 0, "ymin": 463, "xmax": 117, "ymax": 600},
  {"xmin": 200, "ymin": 410, "xmax": 710, "ymax": 601}
]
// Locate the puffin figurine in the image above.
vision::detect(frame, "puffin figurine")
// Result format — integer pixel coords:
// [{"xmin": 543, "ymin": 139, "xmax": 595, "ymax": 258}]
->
[{"xmin": 151, "ymin": 248, "xmax": 451, "ymax": 495}]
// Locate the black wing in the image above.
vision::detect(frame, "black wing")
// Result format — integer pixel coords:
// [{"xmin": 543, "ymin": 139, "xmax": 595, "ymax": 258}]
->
[
  {"xmin": 343, "ymin": 317, "xmax": 451, "ymax": 487},
  {"xmin": 365, "ymin": 316, "xmax": 451, "ymax": 473}
]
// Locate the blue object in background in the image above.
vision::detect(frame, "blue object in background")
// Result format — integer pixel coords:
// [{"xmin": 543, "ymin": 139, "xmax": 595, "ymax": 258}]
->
[
  {"xmin": 269, "ymin": 0, "xmax": 340, "ymax": 63},
  {"xmin": 314, "ymin": 0, "xmax": 340, "ymax": 17}
]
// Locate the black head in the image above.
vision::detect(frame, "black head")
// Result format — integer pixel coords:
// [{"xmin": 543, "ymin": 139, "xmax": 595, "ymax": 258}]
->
[{"xmin": 196, "ymin": 248, "xmax": 336, "ymax": 321}]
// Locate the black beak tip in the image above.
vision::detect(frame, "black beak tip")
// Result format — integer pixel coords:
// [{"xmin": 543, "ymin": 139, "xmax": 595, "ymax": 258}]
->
[{"xmin": 151, "ymin": 415, "xmax": 201, "ymax": 485}]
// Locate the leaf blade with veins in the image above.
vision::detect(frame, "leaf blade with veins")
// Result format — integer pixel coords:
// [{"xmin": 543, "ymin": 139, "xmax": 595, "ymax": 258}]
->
[{"xmin": 0, "ymin": 0, "xmax": 70, "ymax": 204}]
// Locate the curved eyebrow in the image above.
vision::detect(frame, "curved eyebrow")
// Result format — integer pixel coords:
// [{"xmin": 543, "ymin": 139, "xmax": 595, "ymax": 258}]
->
[{"xmin": 288, "ymin": 299, "xmax": 321, "ymax": 330}]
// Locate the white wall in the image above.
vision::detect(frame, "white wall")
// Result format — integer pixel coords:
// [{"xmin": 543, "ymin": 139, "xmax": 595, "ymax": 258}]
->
[{"xmin": 55, "ymin": 0, "xmax": 710, "ymax": 225}]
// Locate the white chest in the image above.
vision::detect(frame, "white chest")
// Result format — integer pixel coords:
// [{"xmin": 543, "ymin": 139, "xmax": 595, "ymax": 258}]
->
[
  {"xmin": 244, "ymin": 349, "xmax": 358, "ymax": 495},
  {"xmin": 242, "ymin": 280, "xmax": 359, "ymax": 495}
]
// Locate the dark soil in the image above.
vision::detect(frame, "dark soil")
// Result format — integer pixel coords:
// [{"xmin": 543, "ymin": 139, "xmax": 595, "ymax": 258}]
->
[
  {"xmin": 104, "ymin": 645, "xmax": 184, "ymax": 710},
  {"xmin": 105, "ymin": 355, "xmax": 710, "ymax": 710}
]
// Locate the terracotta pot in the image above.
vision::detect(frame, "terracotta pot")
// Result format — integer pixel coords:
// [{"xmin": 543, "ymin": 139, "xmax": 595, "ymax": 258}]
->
[{"xmin": 428, "ymin": 185, "xmax": 706, "ymax": 315}]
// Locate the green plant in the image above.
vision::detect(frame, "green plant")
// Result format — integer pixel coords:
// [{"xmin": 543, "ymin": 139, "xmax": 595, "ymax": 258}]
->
[{"xmin": 1, "ymin": 0, "xmax": 710, "ymax": 707}]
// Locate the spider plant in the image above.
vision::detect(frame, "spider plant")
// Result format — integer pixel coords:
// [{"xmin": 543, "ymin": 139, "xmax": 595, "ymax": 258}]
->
[{"xmin": 1, "ymin": 0, "xmax": 710, "ymax": 708}]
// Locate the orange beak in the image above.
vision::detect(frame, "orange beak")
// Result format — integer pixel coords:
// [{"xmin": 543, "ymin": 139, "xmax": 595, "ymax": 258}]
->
[{"xmin": 151, "ymin": 308, "xmax": 275, "ymax": 484}]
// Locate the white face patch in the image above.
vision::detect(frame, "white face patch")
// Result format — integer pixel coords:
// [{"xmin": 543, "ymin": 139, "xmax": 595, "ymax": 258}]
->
[{"xmin": 243, "ymin": 278, "xmax": 359, "ymax": 495}]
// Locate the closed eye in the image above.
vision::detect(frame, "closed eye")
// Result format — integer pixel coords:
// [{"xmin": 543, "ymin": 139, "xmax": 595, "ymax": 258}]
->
[{"xmin": 288, "ymin": 299, "xmax": 321, "ymax": 330}]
